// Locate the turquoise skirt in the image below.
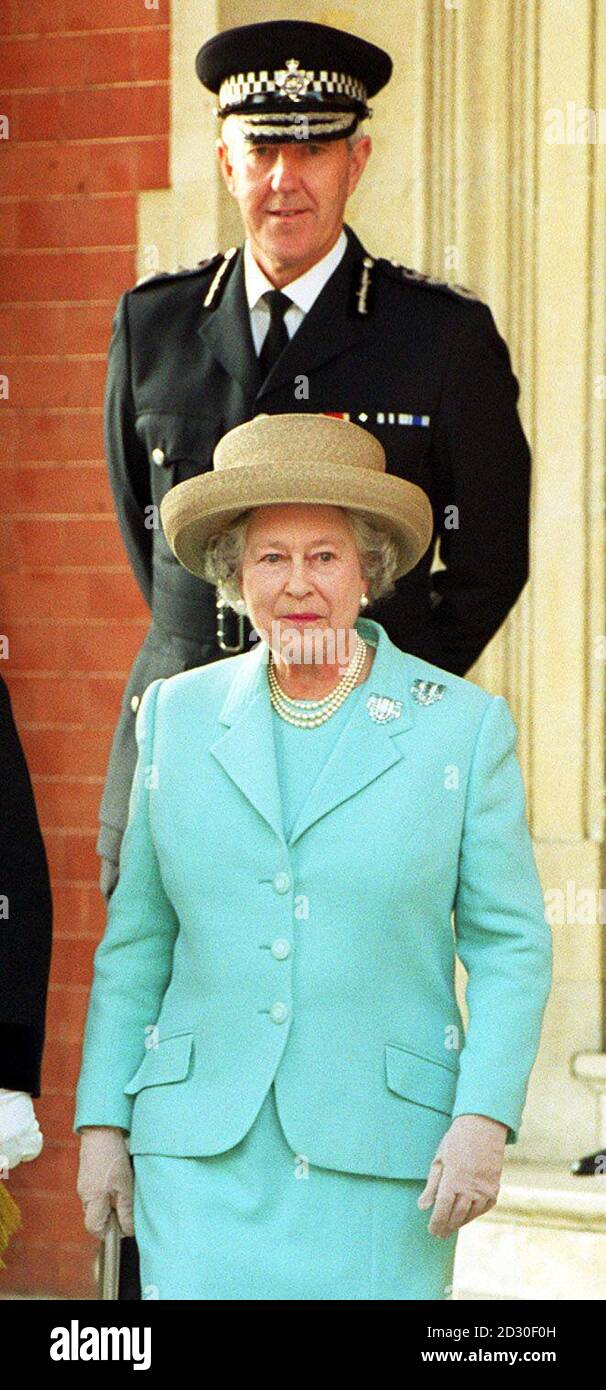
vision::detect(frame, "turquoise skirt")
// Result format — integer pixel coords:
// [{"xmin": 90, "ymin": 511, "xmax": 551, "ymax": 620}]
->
[{"xmin": 132, "ymin": 1081, "xmax": 457, "ymax": 1300}]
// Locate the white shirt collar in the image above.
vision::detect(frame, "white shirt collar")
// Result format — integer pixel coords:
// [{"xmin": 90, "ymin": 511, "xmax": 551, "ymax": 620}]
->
[{"xmin": 243, "ymin": 228, "xmax": 348, "ymax": 315}]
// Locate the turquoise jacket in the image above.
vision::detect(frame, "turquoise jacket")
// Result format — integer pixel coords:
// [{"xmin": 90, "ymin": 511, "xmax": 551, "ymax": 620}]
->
[{"xmin": 74, "ymin": 617, "xmax": 552, "ymax": 1180}]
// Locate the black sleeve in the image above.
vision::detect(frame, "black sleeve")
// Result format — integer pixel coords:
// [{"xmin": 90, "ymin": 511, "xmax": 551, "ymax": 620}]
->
[
  {"xmin": 0, "ymin": 677, "xmax": 53, "ymax": 1097},
  {"xmin": 104, "ymin": 292, "xmax": 153, "ymax": 608},
  {"xmin": 428, "ymin": 301, "xmax": 531, "ymax": 674}
]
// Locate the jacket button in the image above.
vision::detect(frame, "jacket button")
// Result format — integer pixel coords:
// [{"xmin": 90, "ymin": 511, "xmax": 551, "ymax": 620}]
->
[
  {"xmin": 152, "ymin": 447, "xmax": 166, "ymax": 466},
  {"xmin": 130, "ymin": 694, "xmax": 141, "ymax": 713},
  {"xmin": 270, "ymin": 1002, "xmax": 289, "ymax": 1024},
  {"xmin": 271, "ymin": 938, "xmax": 291, "ymax": 960},
  {"xmin": 273, "ymin": 872, "xmax": 290, "ymax": 893}
]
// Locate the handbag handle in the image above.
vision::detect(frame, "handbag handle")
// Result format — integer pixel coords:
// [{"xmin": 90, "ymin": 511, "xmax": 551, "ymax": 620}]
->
[{"xmin": 98, "ymin": 1208, "xmax": 122, "ymax": 1300}]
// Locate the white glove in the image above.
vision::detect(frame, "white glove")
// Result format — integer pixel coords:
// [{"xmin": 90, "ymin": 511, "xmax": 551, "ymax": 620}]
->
[
  {"xmin": 77, "ymin": 1127, "xmax": 135, "ymax": 1239},
  {"xmin": 418, "ymin": 1112, "xmax": 508, "ymax": 1238},
  {"xmin": 0, "ymin": 1089, "xmax": 43, "ymax": 1173}
]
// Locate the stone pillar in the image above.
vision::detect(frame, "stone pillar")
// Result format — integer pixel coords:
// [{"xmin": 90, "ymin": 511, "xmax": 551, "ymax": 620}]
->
[{"xmin": 137, "ymin": 2, "xmax": 222, "ymax": 275}]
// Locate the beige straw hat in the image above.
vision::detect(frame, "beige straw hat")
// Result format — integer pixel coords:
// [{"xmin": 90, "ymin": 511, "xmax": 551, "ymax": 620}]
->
[{"xmin": 160, "ymin": 413, "xmax": 434, "ymax": 580}]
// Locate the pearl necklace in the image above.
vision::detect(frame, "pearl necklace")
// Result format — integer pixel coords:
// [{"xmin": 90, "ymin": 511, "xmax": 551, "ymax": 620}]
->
[{"xmin": 268, "ymin": 633, "xmax": 368, "ymax": 728}]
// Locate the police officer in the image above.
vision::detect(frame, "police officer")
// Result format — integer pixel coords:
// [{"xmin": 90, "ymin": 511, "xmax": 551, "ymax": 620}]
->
[{"xmin": 99, "ymin": 17, "xmax": 532, "ymax": 898}]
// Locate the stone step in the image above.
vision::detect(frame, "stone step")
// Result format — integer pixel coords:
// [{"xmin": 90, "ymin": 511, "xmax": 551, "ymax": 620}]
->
[{"xmin": 453, "ymin": 1161, "xmax": 606, "ymax": 1299}]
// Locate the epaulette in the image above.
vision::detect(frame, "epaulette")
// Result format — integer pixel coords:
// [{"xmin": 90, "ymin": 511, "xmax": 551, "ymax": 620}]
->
[
  {"xmin": 131, "ymin": 251, "xmax": 229, "ymax": 293},
  {"xmin": 376, "ymin": 256, "xmax": 483, "ymax": 302}
]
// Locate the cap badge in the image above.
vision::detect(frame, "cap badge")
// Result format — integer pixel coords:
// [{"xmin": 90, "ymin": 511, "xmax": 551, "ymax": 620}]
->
[
  {"xmin": 366, "ymin": 693, "xmax": 403, "ymax": 723},
  {"xmin": 410, "ymin": 679, "xmax": 447, "ymax": 706},
  {"xmin": 275, "ymin": 58, "xmax": 313, "ymax": 102}
]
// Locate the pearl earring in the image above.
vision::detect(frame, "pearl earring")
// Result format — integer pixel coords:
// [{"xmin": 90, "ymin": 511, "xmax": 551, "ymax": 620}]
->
[{"xmin": 360, "ymin": 593, "xmax": 369, "ymax": 609}]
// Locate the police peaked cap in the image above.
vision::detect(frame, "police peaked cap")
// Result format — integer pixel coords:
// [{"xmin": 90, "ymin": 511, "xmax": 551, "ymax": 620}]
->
[{"xmin": 195, "ymin": 20, "xmax": 393, "ymax": 143}]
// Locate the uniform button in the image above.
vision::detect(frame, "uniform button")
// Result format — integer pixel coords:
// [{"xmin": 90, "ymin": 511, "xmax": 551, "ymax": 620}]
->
[
  {"xmin": 130, "ymin": 694, "xmax": 141, "ymax": 713},
  {"xmin": 273, "ymin": 872, "xmax": 290, "ymax": 893},
  {"xmin": 152, "ymin": 447, "xmax": 165, "ymax": 466},
  {"xmin": 271, "ymin": 938, "xmax": 291, "ymax": 960},
  {"xmin": 270, "ymin": 1002, "xmax": 289, "ymax": 1024}
]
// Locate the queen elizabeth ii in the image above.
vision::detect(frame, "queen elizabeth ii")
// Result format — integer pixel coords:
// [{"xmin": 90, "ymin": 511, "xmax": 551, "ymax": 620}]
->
[{"xmin": 75, "ymin": 412, "xmax": 552, "ymax": 1301}]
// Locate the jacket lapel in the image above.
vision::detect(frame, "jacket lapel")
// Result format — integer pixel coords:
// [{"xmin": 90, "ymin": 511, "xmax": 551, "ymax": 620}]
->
[
  {"xmin": 209, "ymin": 620, "xmax": 416, "ymax": 848},
  {"xmin": 196, "ymin": 248, "xmax": 261, "ymax": 394},
  {"xmin": 195, "ymin": 225, "xmax": 373, "ymax": 400},
  {"xmin": 255, "ymin": 223, "xmax": 373, "ymax": 401},
  {"xmin": 209, "ymin": 637, "xmax": 285, "ymax": 844}
]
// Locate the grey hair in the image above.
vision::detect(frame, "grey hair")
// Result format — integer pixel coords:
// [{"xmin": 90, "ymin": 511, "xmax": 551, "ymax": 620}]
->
[
  {"xmin": 347, "ymin": 120, "xmax": 369, "ymax": 148},
  {"xmin": 200, "ymin": 507, "xmax": 399, "ymax": 614}
]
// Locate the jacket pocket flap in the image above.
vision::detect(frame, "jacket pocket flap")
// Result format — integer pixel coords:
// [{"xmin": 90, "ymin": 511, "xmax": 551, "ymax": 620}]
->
[
  {"xmin": 136, "ymin": 411, "xmax": 221, "ymax": 468},
  {"xmin": 384, "ymin": 1043, "xmax": 458, "ymax": 1116},
  {"xmin": 123, "ymin": 1031, "xmax": 194, "ymax": 1095}
]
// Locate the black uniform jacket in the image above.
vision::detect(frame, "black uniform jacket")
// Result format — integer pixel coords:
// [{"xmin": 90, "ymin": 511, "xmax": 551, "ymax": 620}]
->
[
  {"xmin": 0, "ymin": 677, "xmax": 53, "ymax": 1096},
  {"xmin": 98, "ymin": 222, "xmax": 532, "ymax": 870}
]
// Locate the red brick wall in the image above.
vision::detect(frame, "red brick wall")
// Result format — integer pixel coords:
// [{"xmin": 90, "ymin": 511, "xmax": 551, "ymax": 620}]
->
[{"xmin": 0, "ymin": 0, "xmax": 170, "ymax": 1298}]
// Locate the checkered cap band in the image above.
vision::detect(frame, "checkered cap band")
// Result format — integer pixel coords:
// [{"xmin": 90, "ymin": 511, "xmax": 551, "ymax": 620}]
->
[{"xmin": 218, "ymin": 66, "xmax": 368, "ymax": 111}]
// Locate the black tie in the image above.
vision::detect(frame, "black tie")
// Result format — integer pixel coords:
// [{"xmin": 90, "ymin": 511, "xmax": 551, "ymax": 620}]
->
[{"xmin": 258, "ymin": 289, "xmax": 292, "ymax": 380}]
